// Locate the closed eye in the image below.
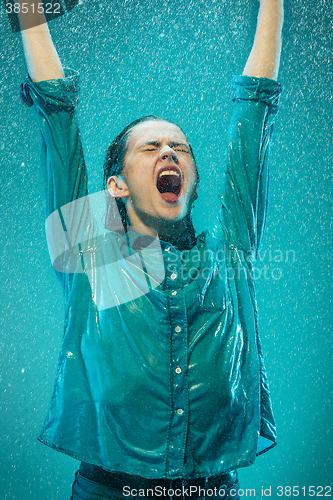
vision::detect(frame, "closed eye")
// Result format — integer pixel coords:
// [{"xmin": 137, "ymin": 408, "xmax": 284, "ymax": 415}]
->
[{"xmin": 169, "ymin": 142, "xmax": 190, "ymax": 153}]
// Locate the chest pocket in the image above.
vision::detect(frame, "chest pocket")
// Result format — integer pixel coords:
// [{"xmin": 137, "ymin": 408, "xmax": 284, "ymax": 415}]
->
[
  {"xmin": 182, "ymin": 243, "xmax": 231, "ymax": 312},
  {"xmin": 195, "ymin": 259, "xmax": 231, "ymax": 311}
]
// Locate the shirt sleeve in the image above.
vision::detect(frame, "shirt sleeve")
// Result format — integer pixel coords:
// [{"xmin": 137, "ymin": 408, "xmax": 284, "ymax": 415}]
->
[
  {"xmin": 19, "ymin": 68, "xmax": 88, "ymax": 219},
  {"xmin": 212, "ymin": 75, "xmax": 283, "ymax": 260}
]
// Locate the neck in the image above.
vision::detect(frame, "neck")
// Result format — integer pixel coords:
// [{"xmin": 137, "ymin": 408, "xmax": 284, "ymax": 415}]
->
[
  {"xmin": 127, "ymin": 210, "xmax": 187, "ymax": 242},
  {"xmin": 156, "ymin": 219, "xmax": 187, "ymax": 242}
]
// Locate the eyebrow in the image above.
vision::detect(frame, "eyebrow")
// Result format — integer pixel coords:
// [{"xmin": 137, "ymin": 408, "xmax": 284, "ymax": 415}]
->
[{"xmin": 139, "ymin": 141, "xmax": 189, "ymax": 149}]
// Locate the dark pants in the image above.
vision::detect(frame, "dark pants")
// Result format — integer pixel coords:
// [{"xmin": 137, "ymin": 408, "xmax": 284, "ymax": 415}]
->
[{"xmin": 71, "ymin": 463, "xmax": 240, "ymax": 500}]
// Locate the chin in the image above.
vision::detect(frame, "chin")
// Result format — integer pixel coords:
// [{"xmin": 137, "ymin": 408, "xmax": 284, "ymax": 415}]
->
[{"xmin": 158, "ymin": 207, "xmax": 187, "ymax": 223}]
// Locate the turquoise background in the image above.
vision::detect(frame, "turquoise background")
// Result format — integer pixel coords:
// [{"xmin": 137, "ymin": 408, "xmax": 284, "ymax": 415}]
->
[{"xmin": 1, "ymin": 0, "xmax": 332, "ymax": 498}]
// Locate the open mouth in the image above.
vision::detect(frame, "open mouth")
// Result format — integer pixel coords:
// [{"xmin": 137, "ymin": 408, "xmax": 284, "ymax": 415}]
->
[{"xmin": 156, "ymin": 167, "xmax": 182, "ymax": 202}]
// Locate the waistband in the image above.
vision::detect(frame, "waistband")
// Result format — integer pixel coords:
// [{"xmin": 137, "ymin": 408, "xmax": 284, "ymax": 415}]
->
[{"xmin": 79, "ymin": 462, "xmax": 238, "ymax": 491}]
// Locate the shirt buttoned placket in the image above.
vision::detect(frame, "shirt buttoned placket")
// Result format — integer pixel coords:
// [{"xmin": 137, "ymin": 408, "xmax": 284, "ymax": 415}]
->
[{"xmin": 163, "ymin": 245, "xmax": 189, "ymax": 477}]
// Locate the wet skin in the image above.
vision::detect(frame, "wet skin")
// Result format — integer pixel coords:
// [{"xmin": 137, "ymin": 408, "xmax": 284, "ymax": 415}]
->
[{"xmin": 107, "ymin": 120, "xmax": 198, "ymax": 241}]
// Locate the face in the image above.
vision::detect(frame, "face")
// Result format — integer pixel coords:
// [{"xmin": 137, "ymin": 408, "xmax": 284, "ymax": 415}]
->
[{"xmin": 107, "ymin": 120, "xmax": 198, "ymax": 238}]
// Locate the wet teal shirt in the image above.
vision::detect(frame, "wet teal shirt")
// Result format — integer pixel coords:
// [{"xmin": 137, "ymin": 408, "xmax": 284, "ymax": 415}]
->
[{"xmin": 20, "ymin": 70, "xmax": 282, "ymax": 479}]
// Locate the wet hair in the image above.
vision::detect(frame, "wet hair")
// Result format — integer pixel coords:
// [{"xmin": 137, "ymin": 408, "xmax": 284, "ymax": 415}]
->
[{"xmin": 102, "ymin": 115, "xmax": 199, "ymax": 245}]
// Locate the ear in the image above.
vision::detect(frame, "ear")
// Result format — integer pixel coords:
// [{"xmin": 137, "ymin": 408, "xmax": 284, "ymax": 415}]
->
[{"xmin": 107, "ymin": 176, "xmax": 130, "ymax": 199}]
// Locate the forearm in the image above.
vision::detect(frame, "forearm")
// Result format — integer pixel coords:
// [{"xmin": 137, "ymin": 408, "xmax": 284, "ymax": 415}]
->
[
  {"xmin": 18, "ymin": 1, "xmax": 64, "ymax": 82},
  {"xmin": 243, "ymin": 0, "xmax": 284, "ymax": 80}
]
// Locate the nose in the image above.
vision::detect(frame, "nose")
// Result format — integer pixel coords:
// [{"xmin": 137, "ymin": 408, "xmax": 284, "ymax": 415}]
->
[{"xmin": 159, "ymin": 146, "xmax": 178, "ymax": 163}]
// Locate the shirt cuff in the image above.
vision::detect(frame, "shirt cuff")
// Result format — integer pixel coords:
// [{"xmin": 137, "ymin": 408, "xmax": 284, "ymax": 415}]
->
[
  {"xmin": 231, "ymin": 75, "xmax": 283, "ymax": 108},
  {"xmin": 18, "ymin": 67, "xmax": 80, "ymax": 110}
]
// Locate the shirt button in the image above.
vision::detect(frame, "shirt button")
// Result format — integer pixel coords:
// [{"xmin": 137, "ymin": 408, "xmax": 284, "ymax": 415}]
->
[
  {"xmin": 175, "ymin": 326, "xmax": 181, "ymax": 333},
  {"xmin": 175, "ymin": 367, "xmax": 182, "ymax": 374},
  {"xmin": 165, "ymin": 247, "xmax": 171, "ymax": 252},
  {"xmin": 176, "ymin": 409, "xmax": 184, "ymax": 415},
  {"xmin": 171, "ymin": 291, "xmax": 177, "ymax": 296},
  {"xmin": 171, "ymin": 273, "xmax": 177, "ymax": 280}
]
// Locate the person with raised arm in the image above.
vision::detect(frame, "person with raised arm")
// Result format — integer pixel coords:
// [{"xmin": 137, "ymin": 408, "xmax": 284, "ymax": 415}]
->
[{"xmin": 17, "ymin": 0, "xmax": 283, "ymax": 498}]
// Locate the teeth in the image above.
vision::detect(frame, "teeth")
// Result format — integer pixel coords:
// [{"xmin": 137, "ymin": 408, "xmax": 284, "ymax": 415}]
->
[{"xmin": 159, "ymin": 170, "xmax": 180, "ymax": 177}]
